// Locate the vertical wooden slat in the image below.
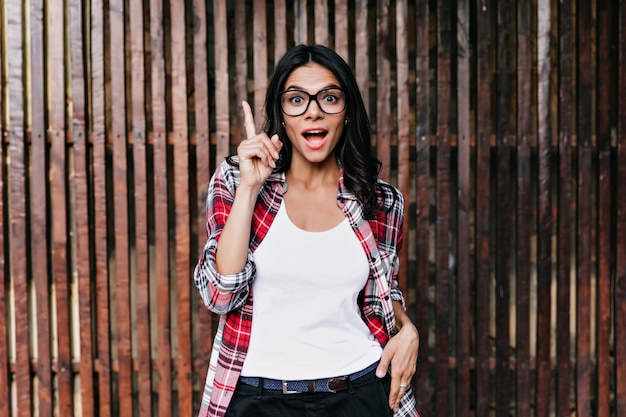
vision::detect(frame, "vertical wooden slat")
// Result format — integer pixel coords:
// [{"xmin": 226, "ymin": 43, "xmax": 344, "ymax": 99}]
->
[
  {"xmin": 7, "ymin": 1, "xmax": 32, "ymax": 415},
  {"xmin": 314, "ymin": 0, "xmax": 328, "ymax": 46},
  {"xmin": 214, "ymin": 0, "xmax": 230, "ymax": 164},
  {"xmin": 535, "ymin": 0, "xmax": 553, "ymax": 416},
  {"xmin": 516, "ymin": 1, "xmax": 532, "ymax": 415},
  {"xmin": 333, "ymin": 0, "xmax": 348, "ymax": 61},
  {"xmin": 616, "ymin": 2, "xmax": 626, "ymax": 416},
  {"xmin": 355, "ymin": 0, "xmax": 369, "ymax": 112},
  {"xmin": 0, "ymin": 9, "xmax": 9, "ymax": 413},
  {"xmin": 435, "ymin": 3, "xmax": 452, "ymax": 415},
  {"xmin": 253, "ymin": 0, "xmax": 268, "ymax": 131},
  {"xmin": 109, "ymin": 0, "xmax": 132, "ymax": 414},
  {"xmin": 69, "ymin": 0, "xmax": 95, "ymax": 413},
  {"xmin": 396, "ymin": 0, "xmax": 410, "ymax": 295},
  {"xmin": 129, "ymin": 0, "xmax": 152, "ymax": 414},
  {"xmin": 474, "ymin": 2, "xmax": 493, "ymax": 415},
  {"xmin": 576, "ymin": 147, "xmax": 592, "ymax": 417},
  {"xmin": 556, "ymin": 0, "xmax": 573, "ymax": 414},
  {"xmin": 91, "ymin": 0, "xmax": 111, "ymax": 414},
  {"xmin": 294, "ymin": 0, "xmax": 307, "ymax": 45},
  {"xmin": 376, "ymin": 0, "xmax": 390, "ymax": 181},
  {"xmin": 576, "ymin": 0, "xmax": 593, "ymax": 413},
  {"xmin": 515, "ymin": 136, "xmax": 531, "ymax": 417},
  {"xmin": 234, "ymin": 0, "xmax": 247, "ymax": 143},
  {"xmin": 595, "ymin": 2, "xmax": 613, "ymax": 417},
  {"xmin": 274, "ymin": 0, "xmax": 287, "ymax": 63},
  {"xmin": 192, "ymin": 0, "xmax": 212, "ymax": 406},
  {"xmin": 29, "ymin": 0, "xmax": 52, "ymax": 415},
  {"xmin": 434, "ymin": 135, "xmax": 450, "ymax": 417},
  {"xmin": 495, "ymin": 0, "xmax": 514, "ymax": 414},
  {"xmin": 48, "ymin": 0, "xmax": 72, "ymax": 413},
  {"xmin": 0, "ymin": 90, "xmax": 7, "ymax": 417},
  {"xmin": 170, "ymin": 3, "xmax": 192, "ymax": 414},
  {"xmin": 414, "ymin": 0, "xmax": 430, "ymax": 412},
  {"xmin": 455, "ymin": 1, "xmax": 471, "ymax": 415},
  {"xmin": 151, "ymin": 0, "xmax": 172, "ymax": 414}
]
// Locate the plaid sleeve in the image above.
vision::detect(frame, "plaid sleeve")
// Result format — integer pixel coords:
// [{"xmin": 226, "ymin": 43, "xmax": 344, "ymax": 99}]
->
[
  {"xmin": 377, "ymin": 183, "xmax": 406, "ymax": 309},
  {"xmin": 194, "ymin": 161, "xmax": 255, "ymax": 314}
]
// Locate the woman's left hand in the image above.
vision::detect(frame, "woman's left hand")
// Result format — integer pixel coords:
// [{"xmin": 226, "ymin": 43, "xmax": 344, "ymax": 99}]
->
[{"xmin": 376, "ymin": 308, "xmax": 419, "ymax": 413}]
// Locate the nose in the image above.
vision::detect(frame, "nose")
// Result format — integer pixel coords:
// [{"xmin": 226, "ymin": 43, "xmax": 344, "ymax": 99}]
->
[{"xmin": 304, "ymin": 97, "xmax": 323, "ymax": 118}]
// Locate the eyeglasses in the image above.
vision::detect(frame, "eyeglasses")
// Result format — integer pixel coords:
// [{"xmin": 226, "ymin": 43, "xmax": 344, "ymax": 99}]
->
[{"xmin": 279, "ymin": 87, "xmax": 346, "ymax": 116}]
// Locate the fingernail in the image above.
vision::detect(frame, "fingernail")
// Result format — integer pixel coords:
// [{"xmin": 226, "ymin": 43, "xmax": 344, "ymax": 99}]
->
[{"xmin": 376, "ymin": 370, "xmax": 385, "ymax": 378}]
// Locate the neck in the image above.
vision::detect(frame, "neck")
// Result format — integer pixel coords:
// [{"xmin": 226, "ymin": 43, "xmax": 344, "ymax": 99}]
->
[{"xmin": 287, "ymin": 156, "xmax": 339, "ymax": 189}]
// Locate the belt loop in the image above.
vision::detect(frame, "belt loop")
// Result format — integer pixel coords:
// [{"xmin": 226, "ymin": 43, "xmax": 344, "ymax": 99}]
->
[
  {"xmin": 257, "ymin": 377, "xmax": 264, "ymax": 398},
  {"xmin": 346, "ymin": 376, "xmax": 355, "ymax": 395}
]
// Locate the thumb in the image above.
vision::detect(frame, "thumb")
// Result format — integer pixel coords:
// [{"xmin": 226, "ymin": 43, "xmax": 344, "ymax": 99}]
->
[{"xmin": 376, "ymin": 349, "xmax": 392, "ymax": 378}]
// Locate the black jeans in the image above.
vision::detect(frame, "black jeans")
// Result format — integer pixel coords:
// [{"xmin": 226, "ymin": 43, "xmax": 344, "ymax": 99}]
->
[{"xmin": 224, "ymin": 368, "xmax": 394, "ymax": 417}]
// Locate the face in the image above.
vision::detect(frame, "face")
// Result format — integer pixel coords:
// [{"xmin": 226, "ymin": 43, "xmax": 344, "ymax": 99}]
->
[{"xmin": 280, "ymin": 63, "xmax": 346, "ymax": 166}]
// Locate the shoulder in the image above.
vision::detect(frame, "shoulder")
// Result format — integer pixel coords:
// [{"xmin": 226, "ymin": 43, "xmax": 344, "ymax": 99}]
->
[{"xmin": 375, "ymin": 179, "xmax": 404, "ymax": 215}]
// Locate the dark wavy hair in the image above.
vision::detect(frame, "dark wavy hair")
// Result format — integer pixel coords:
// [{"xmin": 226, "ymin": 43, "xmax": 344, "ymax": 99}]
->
[{"xmin": 231, "ymin": 44, "xmax": 388, "ymax": 218}]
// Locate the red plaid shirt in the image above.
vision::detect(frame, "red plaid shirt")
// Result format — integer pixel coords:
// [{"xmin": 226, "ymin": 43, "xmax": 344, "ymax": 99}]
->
[{"xmin": 194, "ymin": 159, "xmax": 419, "ymax": 417}]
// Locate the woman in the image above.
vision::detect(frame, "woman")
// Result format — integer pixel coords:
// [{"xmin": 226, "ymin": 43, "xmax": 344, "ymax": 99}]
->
[{"xmin": 195, "ymin": 44, "xmax": 420, "ymax": 417}]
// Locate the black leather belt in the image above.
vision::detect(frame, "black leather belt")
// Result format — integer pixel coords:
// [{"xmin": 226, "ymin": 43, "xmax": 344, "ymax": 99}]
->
[{"xmin": 239, "ymin": 362, "xmax": 378, "ymax": 394}]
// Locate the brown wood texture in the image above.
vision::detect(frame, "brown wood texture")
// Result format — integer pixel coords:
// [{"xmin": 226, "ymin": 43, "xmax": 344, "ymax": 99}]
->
[
  {"xmin": 129, "ymin": 0, "xmax": 152, "ymax": 414},
  {"xmin": 253, "ymin": 0, "xmax": 268, "ymax": 131},
  {"xmin": 1, "ymin": 2, "xmax": 625, "ymax": 416},
  {"xmin": 616, "ymin": 2, "xmax": 626, "ymax": 415},
  {"xmin": 69, "ymin": 0, "xmax": 95, "ymax": 412},
  {"xmin": 355, "ymin": 0, "xmax": 369, "ymax": 112},
  {"xmin": 414, "ymin": 0, "xmax": 430, "ymax": 414},
  {"xmin": 48, "ymin": 0, "xmax": 73, "ymax": 413},
  {"xmin": 314, "ymin": 0, "xmax": 328, "ymax": 46},
  {"xmin": 515, "ymin": 136, "xmax": 531, "ymax": 417},
  {"xmin": 455, "ymin": 1, "xmax": 471, "ymax": 415},
  {"xmin": 435, "ymin": 1, "xmax": 452, "ymax": 415},
  {"xmin": 214, "ymin": 0, "xmax": 230, "ymax": 164},
  {"xmin": 516, "ymin": 2, "xmax": 532, "ymax": 416},
  {"xmin": 376, "ymin": 0, "xmax": 391, "ymax": 181},
  {"xmin": 535, "ymin": 1, "xmax": 553, "ymax": 416},
  {"xmin": 0, "ymin": 105, "xmax": 7, "ymax": 417},
  {"xmin": 8, "ymin": 2, "xmax": 32, "ymax": 415},
  {"xmin": 151, "ymin": 0, "xmax": 172, "ymax": 415},
  {"xmin": 396, "ymin": 0, "xmax": 410, "ymax": 293},
  {"xmin": 435, "ymin": 135, "xmax": 450, "ymax": 417},
  {"xmin": 576, "ymin": 0, "xmax": 593, "ymax": 414},
  {"xmin": 193, "ymin": 0, "xmax": 213, "ymax": 399},
  {"xmin": 171, "ymin": 3, "xmax": 193, "ymax": 413},
  {"xmin": 474, "ymin": 2, "xmax": 492, "ymax": 415},
  {"xmin": 596, "ymin": 2, "xmax": 614, "ymax": 417},
  {"xmin": 235, "ymin": 0, "xmax": 248, "ymax": 143},
  {"xmin": 495, "ymin": 1, "xmax": 514, "ymax": 415},
  {"xmin": 334, "ymin": 0, "xmax": 349, "ymax": 61},
  {"xmin": 90, "ymin": 0, "xmax": 112, "ymax": 414},
  {"xmin": 109, "ymin": 0, "xmax": 132, "ymax": 414},
  {"xmin": 29, "ymin": 0, "xmax": 52, "ymax": 415},
  {"xmin": 556, "ymin": 1, "xmax": 574, "ymax": 415}
]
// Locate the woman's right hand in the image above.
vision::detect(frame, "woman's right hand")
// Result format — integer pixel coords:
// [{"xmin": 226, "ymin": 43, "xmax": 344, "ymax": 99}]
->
[{"xmin": 238, "ymin": 101, "xmax": 283, "ymax": 189}]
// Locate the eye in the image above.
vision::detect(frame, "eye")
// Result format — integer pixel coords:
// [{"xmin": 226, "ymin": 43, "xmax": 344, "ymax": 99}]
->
[
  {"xmin": 284, "ymin": 91, "xmax": 307, "ymax": 106},
  {"xmin": 320, "ymin": 89, "xmax": 343, "ymax": 105}
]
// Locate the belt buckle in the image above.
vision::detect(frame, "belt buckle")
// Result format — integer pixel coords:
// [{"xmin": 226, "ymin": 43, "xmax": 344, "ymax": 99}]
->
[
  {"xmin": 282, "ymin": 381, "xmax": 299, "ymax": 394},
  {"xmin": 327, "ymin": 376, "xmax": 348, "ymax": 393}
]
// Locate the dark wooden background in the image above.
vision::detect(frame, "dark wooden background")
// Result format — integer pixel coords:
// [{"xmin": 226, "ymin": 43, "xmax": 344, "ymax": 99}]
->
[{"xmin": 0, "ymin": 0, "xmax": 624, "ymax": 416}]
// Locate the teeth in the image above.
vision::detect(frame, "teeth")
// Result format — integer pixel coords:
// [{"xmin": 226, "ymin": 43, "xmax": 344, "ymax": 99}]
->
[{"xmin": 305, "ymin": 130, "xmax": 325, "ymax": 134}]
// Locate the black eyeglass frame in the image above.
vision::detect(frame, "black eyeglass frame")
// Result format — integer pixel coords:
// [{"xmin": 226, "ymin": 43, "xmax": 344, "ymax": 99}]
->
[{"xmin": 278, "ymin": 87, "xmax": 347, "ymax": 117}]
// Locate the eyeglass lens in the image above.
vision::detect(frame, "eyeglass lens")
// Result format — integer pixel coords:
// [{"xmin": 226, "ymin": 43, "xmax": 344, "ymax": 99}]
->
[{"xmin": 280, "ymin": 88, "xmax": 345, "ymax": 116}]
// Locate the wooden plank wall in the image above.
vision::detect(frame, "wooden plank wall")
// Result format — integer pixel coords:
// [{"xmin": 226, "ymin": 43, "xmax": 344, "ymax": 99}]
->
[{"xmin": 0, "ymin": 0, "xmax": 624, "ymax": 416}]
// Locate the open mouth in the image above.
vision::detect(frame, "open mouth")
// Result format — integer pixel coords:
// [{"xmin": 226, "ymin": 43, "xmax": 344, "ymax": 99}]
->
[{"xmin": 302, "ymin": 129, "xmax": 328, "ymax": 150}]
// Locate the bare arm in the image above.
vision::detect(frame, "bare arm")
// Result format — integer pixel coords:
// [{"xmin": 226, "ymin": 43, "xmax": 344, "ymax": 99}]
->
[{"xmin": 215, "ymin": 101, "xmax": 282, "ymax": 275}]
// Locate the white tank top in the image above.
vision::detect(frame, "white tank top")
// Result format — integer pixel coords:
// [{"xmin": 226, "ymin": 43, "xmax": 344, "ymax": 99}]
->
[{"xmin": 240, "ymin": 201, "xmax": 383, "ymax": 379}]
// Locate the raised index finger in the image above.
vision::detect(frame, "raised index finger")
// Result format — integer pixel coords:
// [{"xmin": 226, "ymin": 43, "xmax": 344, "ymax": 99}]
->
[{"xmin": 241, "ymin": 101, "xmax": 257, "ymax": 139}]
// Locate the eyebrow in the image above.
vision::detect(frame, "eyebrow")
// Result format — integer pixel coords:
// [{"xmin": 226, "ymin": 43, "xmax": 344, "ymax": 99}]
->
[{"xmin": 283, "ymin": 84, "xmax": 342, "ymax": 92}]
